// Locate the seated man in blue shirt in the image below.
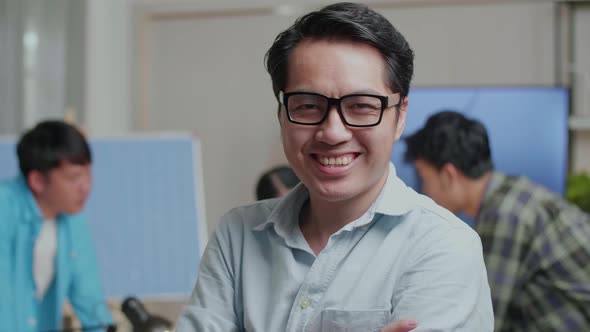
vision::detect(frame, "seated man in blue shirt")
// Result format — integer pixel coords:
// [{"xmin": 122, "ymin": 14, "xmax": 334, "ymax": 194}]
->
[
  {"xmin": 0, "ymin": 121, "xmax": 112, "ymax": 331},
  {"xmin": 177, "ymin": 3, "xmax": 494, "ymax": 332}
]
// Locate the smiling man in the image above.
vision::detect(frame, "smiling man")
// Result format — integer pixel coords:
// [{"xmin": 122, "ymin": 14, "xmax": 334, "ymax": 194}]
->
[
  {"xmin": 177, "ymin": 3, "xmax": 493, "ymax": 332},
  {"xmin": 0, "ymin": 121, "xmax": 112, "ymax": 332}
]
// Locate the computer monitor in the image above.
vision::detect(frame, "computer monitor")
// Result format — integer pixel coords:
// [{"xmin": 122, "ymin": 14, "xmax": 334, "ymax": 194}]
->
[{"xmin": 392, "ymin": 87, "xmax": 569, "ymax": 195}]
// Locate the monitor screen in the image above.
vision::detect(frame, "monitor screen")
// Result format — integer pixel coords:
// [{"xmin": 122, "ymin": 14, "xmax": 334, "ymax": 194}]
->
[{"xmin": 392, "ymin": 87, "xmax": 569, "ymax": 195}]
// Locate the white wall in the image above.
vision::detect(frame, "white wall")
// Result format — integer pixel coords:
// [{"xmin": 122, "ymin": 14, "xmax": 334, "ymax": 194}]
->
[
  {"xmin": 0, "ymin": 0, "xmax": 23, "ymax": 134},
  {"xmin": 84, "ymin": 0, "xmax": 561, "ymax": 135},
  {"xmin": 0, "ymin": 0, "xmax": 84, "ymax": 134},
  {"xmin": 571, "ymin": 3, "xmax": 590, "ymax": 173},
  {"xmin": 85, "ymin": 0, "xmax": 132, "ymax": 134}
]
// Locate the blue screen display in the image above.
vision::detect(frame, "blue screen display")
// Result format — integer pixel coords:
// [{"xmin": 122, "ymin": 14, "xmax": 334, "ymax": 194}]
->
[{"xmin": 392, "ymin": 87, "xmax": 569, "ymax": 195}]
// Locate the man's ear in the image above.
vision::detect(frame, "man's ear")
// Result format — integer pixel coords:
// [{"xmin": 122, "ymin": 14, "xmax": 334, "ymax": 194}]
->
[
  {"xmin": 27, "ymin": 170, "xmax": 47, "ymax": 195},
  {"xmin": 393, "ymin": 97, "xmax": 408, "ymax": 141},
  {"xmin": 440, "ymin": 163, "xmax": 460, "ymax": 188},
  {"xmin": 278, "ymin": 103, "xmax": 286, "ymax": 128}
]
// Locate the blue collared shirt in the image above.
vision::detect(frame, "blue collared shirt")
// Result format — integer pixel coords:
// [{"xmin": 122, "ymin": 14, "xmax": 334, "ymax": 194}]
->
[
  {"xmin": 177, "ymin": 163, "xmax": 494, "ymax": 331},
  {"xmin": 0, "ymin": 176, "xmax": 112, "ymax": 332}
]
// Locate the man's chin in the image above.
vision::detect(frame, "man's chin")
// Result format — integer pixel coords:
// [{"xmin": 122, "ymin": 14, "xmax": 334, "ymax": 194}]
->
[
  {"xmin": 65, "ymin": 206, "xmax": 85, "ymax": 215},
  {"xmin": 310, "ymin": 183, "xmax": 358, "ymax": 202}
]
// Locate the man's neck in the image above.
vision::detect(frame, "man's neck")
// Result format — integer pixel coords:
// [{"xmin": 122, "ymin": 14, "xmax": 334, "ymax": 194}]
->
[
  {"xmin": 463, "ymin": 171, "xmax": 493, "ymax": 219},
  {"xmin": 300, "ymin": 169, "xmax": 389, "ymax": 255},
  {"xmin": 33, "ymin": 195, "xmax": 58, "ymax": 220}
]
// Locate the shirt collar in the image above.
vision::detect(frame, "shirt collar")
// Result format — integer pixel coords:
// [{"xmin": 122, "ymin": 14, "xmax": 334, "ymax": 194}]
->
[
  {"xmin": 252, "ymin": 181, "xmax": 308, "ymax": 237},
  {"xmin": 373, "ymin": 162, "xmax": 417, "ymax": 217},
  {"xmin": 16, "ymin": 175, "xmax": 45, "ymax": 223},
  {"xmin": 481, "ymin": 171, "xmax": 505, "ymax": 204},
  {"xmin": 253, "ymin": 162, "xmax": 416, "ymax": 236}
]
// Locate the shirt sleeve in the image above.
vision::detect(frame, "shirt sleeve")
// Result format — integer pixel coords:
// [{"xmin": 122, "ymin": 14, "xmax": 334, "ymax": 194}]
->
[
  {"xmin": 0, "ymin": 187, "xmax": 17, "ymax": 331},
  {"xmin": 67, "ymin": 216, "xmax": 113, "ymax": 329},
  {"xmin": 176, "ymin": 216, "xmax": 240, "ymax": 332},
  {"xmin": 390, "ymin": 225, "xmax": 494, "ymax": 331},
  {"xmin": 517, "ymin": 207, "xmax": 590, "ymax": 330}
]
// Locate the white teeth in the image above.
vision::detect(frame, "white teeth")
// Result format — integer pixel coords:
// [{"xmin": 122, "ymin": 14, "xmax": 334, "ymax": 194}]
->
[{"xmin": 318, "ymin": 155, "xmax": 354, "ymax": 166}]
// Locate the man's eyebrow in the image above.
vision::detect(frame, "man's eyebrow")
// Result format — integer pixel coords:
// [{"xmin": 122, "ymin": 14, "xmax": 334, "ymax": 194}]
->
[
  {"xmin": 284, "ymin": 88, "xmax": 318, "ymax": 94},
  {"xmin": 285, "ymin": 89, "xmax": 386, "ymax": 96},
  {"xmin": 344, "ymin": 89, "xmax": 384, "ymax": 95}
]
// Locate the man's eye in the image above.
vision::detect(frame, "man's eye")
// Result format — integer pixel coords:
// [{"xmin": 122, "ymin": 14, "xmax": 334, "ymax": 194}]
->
[
  {"xmin": 351, "ymin": 103, "xmax": 380, "ymax": 110},
  {"xmin": 294, "ymin": 104, "xmax": 320, "ymax": 111}
]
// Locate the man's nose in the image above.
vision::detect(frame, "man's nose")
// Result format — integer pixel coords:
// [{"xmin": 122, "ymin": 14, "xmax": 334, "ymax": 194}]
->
[{"xmin": 315, "ymin": 106, "xmax": 353, "ymax": 145}]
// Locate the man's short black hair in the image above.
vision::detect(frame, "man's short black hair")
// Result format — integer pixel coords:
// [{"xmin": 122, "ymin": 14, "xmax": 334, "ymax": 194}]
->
[
  {"xmin": 404, "ymin": 111, "xmax": 493, "ymax": 179},
  {"xmin": 265, "ymin": 2, "xmax": 414, "ymax": 103},
  {"xmin": 17, "ymin": 120, "xmax": 92, "ymax": 177},
  {"xmin": 256, "ymin": 165, "xmax": 300, "ymax": 200}
]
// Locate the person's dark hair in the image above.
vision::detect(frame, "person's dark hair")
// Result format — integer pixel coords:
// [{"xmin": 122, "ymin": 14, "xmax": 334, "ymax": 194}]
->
[
  {"xmin": 17, "ymin": 120, "xmax": 92, "ymax": 177},
  {"xmin": 404, "ymin": 111, "xmax": 494, "ymax": 179},
  {"xmin": 265, "ymin": 2, "xmax": 414, "ymax": 105},
  {"xmin": 256, "ymin": 166, "xmax": 300, "ymax": 200}
]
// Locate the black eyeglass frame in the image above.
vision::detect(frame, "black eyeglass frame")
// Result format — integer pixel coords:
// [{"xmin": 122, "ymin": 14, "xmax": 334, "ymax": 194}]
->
[{"xmin": 279, "ymin": 91, "xmax": 402, "ymax": 127}]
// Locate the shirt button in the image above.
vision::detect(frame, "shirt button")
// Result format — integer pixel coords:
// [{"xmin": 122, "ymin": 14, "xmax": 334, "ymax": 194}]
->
[
  {"xmin": 28, "ymin": 317, "xmax": 37, "ymax": 326},
  {"xmin": 300, "ymin": 298, "xmax": 311, "ymax": 310}
]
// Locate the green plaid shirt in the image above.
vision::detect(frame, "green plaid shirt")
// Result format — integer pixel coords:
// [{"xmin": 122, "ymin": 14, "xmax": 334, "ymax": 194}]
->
[{"xmin": 476, "ymin": 172, "xmax": 590, "ymax": 331}]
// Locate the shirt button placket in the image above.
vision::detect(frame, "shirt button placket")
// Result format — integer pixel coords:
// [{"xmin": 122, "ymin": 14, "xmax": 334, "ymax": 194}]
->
[{"xmin": 300, "ymin": 298, "xmax": 312, "ymax": 310}]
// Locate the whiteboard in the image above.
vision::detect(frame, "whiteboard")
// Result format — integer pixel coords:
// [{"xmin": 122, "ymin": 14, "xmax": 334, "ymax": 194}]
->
[{"xmin": 0, "ymin": 133, "xmax": 207, "ymax": 299}]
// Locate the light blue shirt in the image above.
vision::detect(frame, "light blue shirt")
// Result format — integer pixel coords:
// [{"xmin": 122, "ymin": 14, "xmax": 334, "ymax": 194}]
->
[
  {"xmin": 177, "ymin": 163, "xmax": 494, "ymax": 331},
  {"xmin": 0, "ymin": 176, "xmax": 112, "ymax": 332}
]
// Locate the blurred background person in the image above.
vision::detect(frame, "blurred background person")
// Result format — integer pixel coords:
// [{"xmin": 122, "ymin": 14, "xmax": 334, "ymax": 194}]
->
[
  {"xmin": 0, "ymin": 120, "xmax": 112, "ymax": 332},
  {"xmin": 404, "ymin": 110, "xmax": 590, "ymax": 331},
  {"xmin": 255, "ymin": 165, "xmax": 300, "ymax": 200}
]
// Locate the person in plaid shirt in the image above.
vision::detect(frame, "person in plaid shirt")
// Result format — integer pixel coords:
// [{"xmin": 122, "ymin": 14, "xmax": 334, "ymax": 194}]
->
[{"xmin": 404, "ymin": 110, "xmax": 590, "ymax": 331}]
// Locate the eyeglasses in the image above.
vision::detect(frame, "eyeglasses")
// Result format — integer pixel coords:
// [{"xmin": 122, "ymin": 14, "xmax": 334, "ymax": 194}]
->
[{"xmin": 279, "ymin": 91, "xmax": 401, "ymax": 127}]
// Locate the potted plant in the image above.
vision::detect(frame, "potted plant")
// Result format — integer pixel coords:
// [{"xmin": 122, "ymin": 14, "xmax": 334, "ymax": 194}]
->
[{"xmin": 566, "ymin": 173, "xmax": 590, "ymax": 213}]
